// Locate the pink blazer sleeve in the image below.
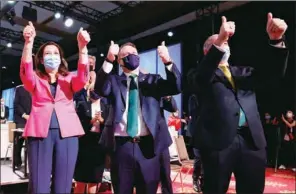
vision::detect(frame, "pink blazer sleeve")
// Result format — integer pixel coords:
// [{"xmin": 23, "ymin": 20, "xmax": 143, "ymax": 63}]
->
[
  {"xmin": 20, "ymin": 61, "xmax": 36, "ymax": 93},
  {"xmin": 71, "ymin": 62, "xmax": 89, "ymax": 92}
]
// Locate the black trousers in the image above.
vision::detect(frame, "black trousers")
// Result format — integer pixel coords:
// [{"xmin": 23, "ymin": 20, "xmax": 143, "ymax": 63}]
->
[
  {"xmin": 14, "ymin": 136, "xmax": 25, "ymax": 166},
  {"xmin": 201, "ymin": 131, "xmax": 266, "ymax": 194},
  {"xmin": 111, "ymin": 135, "xmax": 160, "ymax": 194}
]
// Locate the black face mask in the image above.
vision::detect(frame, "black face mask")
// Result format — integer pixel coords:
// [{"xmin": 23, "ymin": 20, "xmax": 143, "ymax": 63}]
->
[{"xmin": 122, "ymin": 54, "xmax": 140, "ymax": 71}]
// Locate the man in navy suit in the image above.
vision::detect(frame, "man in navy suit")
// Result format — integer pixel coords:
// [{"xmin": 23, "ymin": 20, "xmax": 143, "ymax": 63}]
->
[
  {"xmin": 189, "ymin": 13, "xmax": 288, "ymax": 194},
  {"xmin": 95, "ymin": 41, "xmax": 181, "ymax": 194}
]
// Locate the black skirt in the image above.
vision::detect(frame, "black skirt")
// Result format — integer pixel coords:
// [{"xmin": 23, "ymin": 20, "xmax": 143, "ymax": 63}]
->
[{"xmin": 74, "ymin": 132, "xmax": 106, "ymax": 183}]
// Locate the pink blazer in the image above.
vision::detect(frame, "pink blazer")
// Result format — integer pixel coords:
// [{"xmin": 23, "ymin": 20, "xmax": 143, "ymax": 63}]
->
[{"xmin": 20, "ymin": 61, "xmax": 88, "ymax": 138}]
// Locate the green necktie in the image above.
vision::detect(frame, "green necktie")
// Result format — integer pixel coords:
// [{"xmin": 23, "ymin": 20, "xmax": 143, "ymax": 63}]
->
[
  {"xmin": 219, "ymin": 65, "xmax": 247, "ymax": 127},
  {"xmin": 127, "ymin": 75, "xmax": 139, "ymax": 137}
]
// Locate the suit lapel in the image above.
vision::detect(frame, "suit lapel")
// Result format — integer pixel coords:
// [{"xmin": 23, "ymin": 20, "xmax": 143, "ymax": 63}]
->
[
  {"xmin": 138, "ymin": 72, "xmax": 146, "ymax": 107},
  {"xmin": 215, "ymin": 68, "xmax": 236, "ymax": 93},
  {"xmin": 116, "ymin": 73, "xmax": 127, "ymax": 107},
  {"xmin": 39, "ymin": 77, "xmax": 54, "ymax": 100}
]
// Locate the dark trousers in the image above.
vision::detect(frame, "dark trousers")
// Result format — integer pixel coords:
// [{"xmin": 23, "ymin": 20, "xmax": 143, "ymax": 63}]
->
[
  {"xmin": 193, "ymin": 148, "xmax": 203, "ymax": 181},
  {"xmin": 279, "ymin": 140, "xmax": 296, "ymax": 168},
  {"xmin": 160, "ymin": 148, "xmax": 173, "ymax": 194},
  {"xmin": 110, "ymin": 135, "xmax": 160, "ymax": 194},
  {"xmin": 27, "ymin": 129, "xmax": 78, "ymax": 194},
  {"xmin": 14, "ymin": 136, "xmax": 25, "ymax": 166},
  {"xmin": 201, "ymin": 133, "xmax": 266, "ymax": 194}
]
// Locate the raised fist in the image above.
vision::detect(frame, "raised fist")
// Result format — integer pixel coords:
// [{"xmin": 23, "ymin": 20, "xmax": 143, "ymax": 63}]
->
[
  {"xmin": 217, "ymin": 16, "xmax": 235, "ymax": 42},
  {"xmin": 266, "ymin": 12, "xmax": 287, "ymax": 40},
  {"xmin": 23, "ymin": 21, "xmax": 36, "ymax": 43},
  {"xmin": 77, "ymin": 27, "xmax": 91, "ymax": 49},
  {"xmin": 107, "ymin": 40, "xmax": 119, "ymax": 62},
  {"xmin": 157, "ymin": 41, "xmax": 171, "ymax": 64}
]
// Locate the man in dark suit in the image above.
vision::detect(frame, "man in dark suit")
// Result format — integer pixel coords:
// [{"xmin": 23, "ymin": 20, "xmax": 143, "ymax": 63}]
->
[
  {"xmin": 187, "ymin": 93, "xmax": 203, "ymax": 193},
  {"xmin": 95, "ymin": 40, "xmax": 181, "ymax": 194},
  {"xmin": 189, "ymin": 13, "xmax": 288, "ymax": 194},
  {"xmin": 0, "ymin": 98, "xmax": 9, "ymax": 123},
  {"xmin": 159, "ymin": 96, "xmax": 177, "ymax": 194},
  {"xmin": 13, "ymin": 85, "xmax": 32, "ymax": 168}
]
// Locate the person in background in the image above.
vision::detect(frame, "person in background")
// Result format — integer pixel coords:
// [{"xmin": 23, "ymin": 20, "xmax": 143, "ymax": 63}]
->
[
  {"xmin": 278, "ymin": 110, "xmax": 296, "ymax": 171},
  {"xmin": 20, "ymin": 22, "xmax": 90, "ymax": 193},
  {"xmin": 263, "ymin": 112, "xmax": 279, "ymax": 167},
  {"xmin": 168, "ymin": 110, "xmax": 187, "ymax": 136},
  {"xmin": 89, "ymin": 55, "xmax": 96, "ymax": 71},
  {"xmin": 74, "ymin": 91, "xmax": 108, "ymax": 194},
  {"xmin": 159, "ymin": 96, "xmax": 177, "ymax": 194},
  {"xmin": 187, "ymin": 94, "xmax": 203, "ymax": 193},
  {"xmin": 13, "ymin": 85, "xmax": 32, "ymax": 169},
  {"xmin": 0, "ymin": 98, "xmax": 9, "ymax": 123}
]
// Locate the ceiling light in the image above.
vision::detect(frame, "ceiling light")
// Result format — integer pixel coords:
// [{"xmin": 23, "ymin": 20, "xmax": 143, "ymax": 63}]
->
[
  {"xmin": 54, "ymin": 12, "xmax": 61, "ymax": 19},
  {"xmin": 2, "ymin": 66, "xmax": 7, "ymax": 69},
  {"xmin": 7, "ymin": 1, "xmax": 15, "ymax": 4},
  {"xmin": 167, "ymin": 31, "xmax": 173, "ymax": 37},
  {"xmin": 100, "ymin": 53, "xmax": 104, "ymax": 57},
  {"xmin": 12, "ymin": 81, "xmax": 14, "ymax": 84},
  {"xmin": 64, "ymin": 17, "xmax": 73, "ymax": 27},
  {"xmin": 7, "ymin": 43, "xmax": 12, "ymax": 48}
]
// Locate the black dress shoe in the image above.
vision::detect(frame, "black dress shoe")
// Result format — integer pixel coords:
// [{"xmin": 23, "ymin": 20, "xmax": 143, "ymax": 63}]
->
[{"xmin": 193, "ymin": 180, "xmax": 202, "ymax": 193}]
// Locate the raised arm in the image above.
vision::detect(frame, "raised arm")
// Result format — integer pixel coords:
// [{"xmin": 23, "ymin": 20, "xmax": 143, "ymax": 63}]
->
[
  {"xmin": 161, "ymin": 96, "xmax": 178, "ymax": 113},
  {"xmin": 20, "ymin": 21, "xmax": 36, "ymax": 93},
  {"xmin": 253, "ymin": 13, "xmax": 289, "ymax": 89},
  {"xmin": 71, "ymin": 28, "xmax": 91, "ymax": 92},
  {"xmin": 154, "ymin": 41, "xmax": 182, "ymax": 97},
  {"xmin": 95, "ymin": 41, "xmax": 119, "ymax": 97}
]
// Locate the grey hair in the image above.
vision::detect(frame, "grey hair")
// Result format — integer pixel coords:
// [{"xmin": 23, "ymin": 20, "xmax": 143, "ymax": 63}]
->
[{"xmin": 203, "ymin": 34, "xmax": 219, "ymax": 53}]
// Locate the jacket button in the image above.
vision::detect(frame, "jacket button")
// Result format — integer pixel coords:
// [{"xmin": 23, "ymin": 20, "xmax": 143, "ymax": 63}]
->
[{"xmin": 235, "ymin": 112, "xmax": 239, "ymax": 116}]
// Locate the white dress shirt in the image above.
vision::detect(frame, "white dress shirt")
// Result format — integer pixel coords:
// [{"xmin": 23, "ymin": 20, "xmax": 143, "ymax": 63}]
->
[{"xmin": 102, "ymin": 60, "xmax": 173, "ymax": 137}]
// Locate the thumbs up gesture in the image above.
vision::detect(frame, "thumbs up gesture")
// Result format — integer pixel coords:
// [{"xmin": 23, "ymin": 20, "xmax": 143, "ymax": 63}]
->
[
  {"xmin": 77, "ymin": 27, "xmax": 91, "ymax": 50},
  {"xmin": 157, "ymin": 41, "xmax": 171, "ymax": 64},
  {"xmin": 107, "ymin": 40, "xmax": 119, "ymax": 62},
  {"xmin": 266, "ymin": 12, "xmax": 287, "ymax": 40},
  {"xmin": 23, "ymin": 21, "xmax": 36, "ymax": 44},
  {"xmin": 217, "ymin": 16, "xmax": 235, "ymax": 43}
]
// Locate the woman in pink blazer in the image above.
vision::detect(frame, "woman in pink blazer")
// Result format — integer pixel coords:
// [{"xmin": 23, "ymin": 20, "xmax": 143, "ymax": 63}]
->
[{"xmin": 21, "ymin": 21, "xmax": 90, "ymax": 194}]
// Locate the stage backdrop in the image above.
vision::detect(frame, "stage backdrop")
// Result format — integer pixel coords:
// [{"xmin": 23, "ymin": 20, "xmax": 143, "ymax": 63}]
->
[{"xmin": 119, "ymin": 43, "xmax": 182, "ymax": 124}]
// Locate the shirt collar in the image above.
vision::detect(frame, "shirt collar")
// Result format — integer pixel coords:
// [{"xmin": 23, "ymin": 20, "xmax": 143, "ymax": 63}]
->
[{"xmin": 124, "ymin": 69, "xmax": 139, "ymax": 78}]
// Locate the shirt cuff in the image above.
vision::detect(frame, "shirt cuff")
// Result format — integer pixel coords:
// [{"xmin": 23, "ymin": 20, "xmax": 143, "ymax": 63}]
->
[
  {"xmin": 102, "ymin": 61, "xmax": 113, "ymax": 74},
  {"xmin": 166, "ymin": 64, "xmax": 173, "ymax": 71},
  {"xmin": 22, "ymin": 113, "xmax": 26, "ymax": 118}
]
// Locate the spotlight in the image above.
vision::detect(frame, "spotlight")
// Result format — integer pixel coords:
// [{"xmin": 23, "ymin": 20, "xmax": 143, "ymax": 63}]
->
[
  {"xmin": 100, "ymin": 53, "xmax": 104, "ymax": 57},
  {"xmin": 167, "ymin": 31, "xmax": 173, "ymax": 37},
  {"xmin": 7, "ymin": 43, "xmax": 12, "ymax": 48},
  {"xmin": 12, "ymin": 81, "xmax": 14, "ymax": 84},
  {"xmin": 7, "ymin": 1, "xmax": 15, "ymax": 4},
  {"xmin": 2, "ymin": 66, "xmax": 7, "ymax": 69},
  {"xmin": 54, "ymin": 12, "xmax": 61, "ymax": 19},
  {"xmin": 64, "ymin": 17, "xmax": 73, "ymax": 27}
]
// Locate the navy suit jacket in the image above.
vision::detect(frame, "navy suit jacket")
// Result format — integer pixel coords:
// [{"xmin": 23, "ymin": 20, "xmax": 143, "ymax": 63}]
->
[
  {"xmin": 190, "ymin": 44, "xmax": 289, "ymax": 150},
  {"xmin": 13, "ymin": 85, "xmax": 32, "ymax": 128},
  {"xmin": 95, "ymin": 63, "xmax": 182, "ymax": 154},
  {"xmin": 188, "ymin": 94, "xmax": 200, "ymax": 138}
]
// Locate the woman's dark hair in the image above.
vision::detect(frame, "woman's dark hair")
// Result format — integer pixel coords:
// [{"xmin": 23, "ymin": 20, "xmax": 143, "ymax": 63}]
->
[{"xmin": 34, "ymin": 41, "xmax": 69, "ymax": 79}]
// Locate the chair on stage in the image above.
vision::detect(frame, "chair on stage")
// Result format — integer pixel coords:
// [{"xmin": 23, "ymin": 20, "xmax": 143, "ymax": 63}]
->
[{"xmin": 171, "ymin": 135, "xmax": 194, "ymax": 192}]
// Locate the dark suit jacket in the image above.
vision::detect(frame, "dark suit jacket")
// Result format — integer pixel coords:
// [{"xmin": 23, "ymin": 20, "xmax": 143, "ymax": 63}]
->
[
  {"xmin": 13, "ymin": 85, "xmax": 32, "ymax": 128},
  {"xmin": 188, "ymin": 94, "xmax": 200, "ymax": 137},
  {"xmin": 74, "ymin": 88, "xmax": 108, "ymax": 109},
  {"xmin": 189, "ymin": 44, "xmax": 289, "ymax": 150},
  {"xmin": 1, "ymin": 105, "xmax": 9, "ymax": 120},
  {"xmin": 95, "ymin": 63, "xmax": 182, "ymax": 154},
  {"xmin": 76, "ymin": 100, "xmax": 108, "ymax": 134}
]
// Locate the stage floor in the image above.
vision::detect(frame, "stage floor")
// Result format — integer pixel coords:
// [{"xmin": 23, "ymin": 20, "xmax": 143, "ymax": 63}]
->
[{"xmin": 1, "ymin": 159, "xmax": 295, "ymax": 193}]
